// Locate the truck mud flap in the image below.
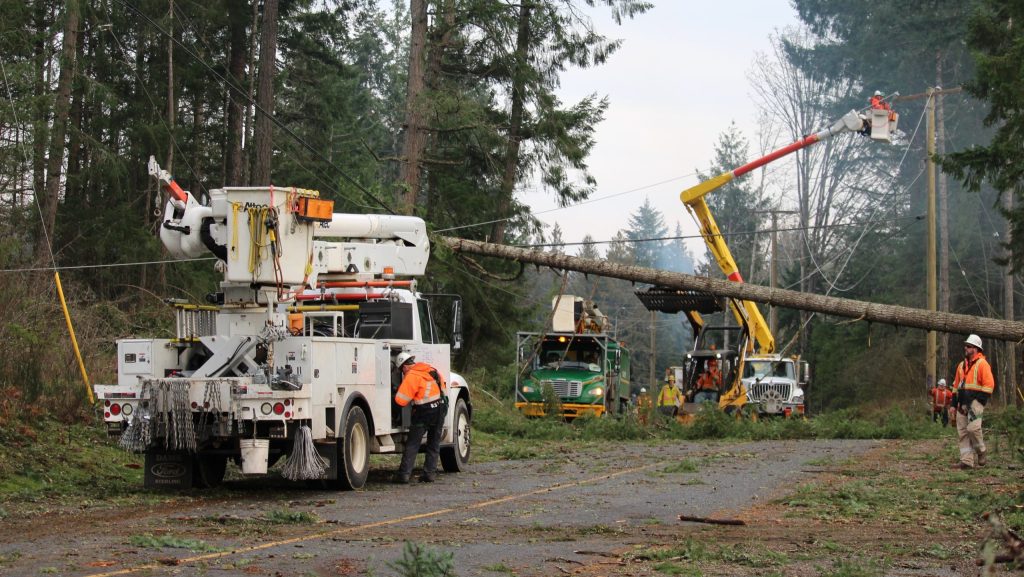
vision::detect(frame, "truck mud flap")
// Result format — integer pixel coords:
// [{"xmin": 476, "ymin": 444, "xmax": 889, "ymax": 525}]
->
[{"xmin": 144, "ymin": 452, "xmax": 193, "ymax": 489}]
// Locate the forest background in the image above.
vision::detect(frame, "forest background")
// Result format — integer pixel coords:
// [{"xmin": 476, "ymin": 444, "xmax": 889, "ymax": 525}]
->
[{"xmin": 2, "ymin": 0, "xmax": 1023, "ymax": 423}]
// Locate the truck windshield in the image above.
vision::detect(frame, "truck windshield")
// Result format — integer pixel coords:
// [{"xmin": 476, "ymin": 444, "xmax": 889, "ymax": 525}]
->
[
  {"xmin": 743, "ymin": 361, "xmax": 794, "ymax": 379},
  {"xmin": 539, "ymin": 348, "xmax": 602, "ymax": 372}
]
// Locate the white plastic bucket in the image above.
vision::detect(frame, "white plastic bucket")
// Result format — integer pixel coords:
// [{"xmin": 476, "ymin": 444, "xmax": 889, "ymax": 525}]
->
[{"xmin": 239, "ymin": 439, "xmax": 269, "ymax": 474}]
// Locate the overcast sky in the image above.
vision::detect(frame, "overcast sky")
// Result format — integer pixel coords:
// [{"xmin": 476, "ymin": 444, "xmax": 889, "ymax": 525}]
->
[{"xmin": 519, "ymin": 1, "xmax": 800, "ymax": 260}]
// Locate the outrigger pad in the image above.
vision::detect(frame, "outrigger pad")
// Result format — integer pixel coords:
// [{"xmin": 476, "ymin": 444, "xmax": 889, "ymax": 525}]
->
[{"xmin": 634, "ymin": 287, "xmax": 725, "ymax": 314}]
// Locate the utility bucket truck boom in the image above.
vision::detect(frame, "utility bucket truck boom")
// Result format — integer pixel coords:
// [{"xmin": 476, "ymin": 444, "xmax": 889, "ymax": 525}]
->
[
  {"xmin": 94, "ymin": 158, "xmax": 472, "ymax": 489},
  {"xmin": 641, "ymin": 100, "xmax": 895, "ymax": 416}
]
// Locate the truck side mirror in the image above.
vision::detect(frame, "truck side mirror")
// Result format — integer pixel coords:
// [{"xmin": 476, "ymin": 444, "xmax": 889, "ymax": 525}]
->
[
  {"xmin": 451, "ymin": 298, "xmax": 463, "ymax": 352},
  {"xmin": 799, "ymin": 361, "xmax": 810, "ymax": 386}
]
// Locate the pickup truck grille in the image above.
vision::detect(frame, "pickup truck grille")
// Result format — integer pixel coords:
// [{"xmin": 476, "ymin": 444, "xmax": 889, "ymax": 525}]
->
[
  {"xmin": 748, "ymin": 381, "xmax": 792, "ymax": 402},
  {"xmin": 543, "ymin": 379, "xmax": 581, "ymax": 398}
]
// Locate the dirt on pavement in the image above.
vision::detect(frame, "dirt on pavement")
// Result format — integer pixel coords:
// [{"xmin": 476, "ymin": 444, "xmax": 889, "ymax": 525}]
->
[{"xmin": 0, "ymin": 438, "xmax": 1017, "ymax": 577}]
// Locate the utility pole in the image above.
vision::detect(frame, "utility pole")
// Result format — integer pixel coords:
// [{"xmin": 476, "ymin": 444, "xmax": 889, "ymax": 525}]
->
[
  {"xmin": 926, "ymin": 88, "xmax": 937, "ymax": 390},
  {"xmin": 1004, "ymin": 192, "xmax": 1018, "ymax": 406},
  {"xmin": 894, "ymin": 87, "xmax": 962, "ymax": 389},
  {"xmin": 757, "ymin": 209, "xmax": 797, "ymax": 338},
  {"xmin": 649, "ymin": 310, "xmax": 656, "ymax": 389}
]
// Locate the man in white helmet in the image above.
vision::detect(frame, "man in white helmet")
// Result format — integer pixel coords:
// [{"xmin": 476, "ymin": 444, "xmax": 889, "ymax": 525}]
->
[
  {"xmin": 392, "ymin": 351, "xmax": 447, "ymax": 483},
  {"xmin": 928, "ymin": 378, "xmax": 953, "ymax": 427},
  {"xmin": 950, "ymin": 334, "xmax": 995, "ymax": 468}
]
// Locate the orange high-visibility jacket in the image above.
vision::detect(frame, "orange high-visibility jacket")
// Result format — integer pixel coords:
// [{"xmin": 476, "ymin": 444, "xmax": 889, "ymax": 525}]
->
[
  {"xmin": 929, "ymin": 387, "xmax": 953, "ymax": 410},
  {"xmin": 395, "ymin": 362, "xmax": 446, "ymax": 407},
  {"xmin": 696, "ymin": 368, "xmax": 722, "ymax": 391},
  {"xmin": 952, "ymin": 361, "xmax": 966, "ymax": 393},
  {"xmin": 959, "ymin": 353, "xmax": 995, "ymax": 396}
]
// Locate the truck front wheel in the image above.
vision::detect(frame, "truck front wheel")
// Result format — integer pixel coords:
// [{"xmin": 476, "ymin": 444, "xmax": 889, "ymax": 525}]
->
[
  {"xmin": 440, "ymin": 398, "xmax": 470, "ymax": 473},
  {"xmin": 335, "ymin": 405, "xmax": 370, "ymax": 490}
]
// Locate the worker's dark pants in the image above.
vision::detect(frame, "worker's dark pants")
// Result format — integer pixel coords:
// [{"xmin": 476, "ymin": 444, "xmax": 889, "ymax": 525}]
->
[
  {"xmin": 398, "ymin": 403, "xmax": 443, "ymax": 477},
  {"xmin": 933, "ymin": 408, "xmax": 949, "ymax": 427}
]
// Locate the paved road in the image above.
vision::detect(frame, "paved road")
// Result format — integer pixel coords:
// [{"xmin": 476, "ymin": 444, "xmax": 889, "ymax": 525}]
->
[{"xmin": 0, "ymin": 439, "xmax": 881, "ymax": 577}]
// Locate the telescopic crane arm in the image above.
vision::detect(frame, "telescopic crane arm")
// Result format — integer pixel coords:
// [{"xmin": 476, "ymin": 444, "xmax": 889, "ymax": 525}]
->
[{"xmin": 679, "ymin": 107, "xmax": 891, "ymax": 355}]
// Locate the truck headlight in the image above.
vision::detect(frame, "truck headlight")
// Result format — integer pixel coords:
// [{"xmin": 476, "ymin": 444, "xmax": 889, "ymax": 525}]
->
[
  {"xmin": 522, "ymin": 385, "xmax": 534, "ymax": 394},
  {"xmin": 792, "ymin": 394, "xmax": 804, "ymax": 404},
  {"xmin": 590, "ymin": 387, "xmax": 603, "ymax": 398}
]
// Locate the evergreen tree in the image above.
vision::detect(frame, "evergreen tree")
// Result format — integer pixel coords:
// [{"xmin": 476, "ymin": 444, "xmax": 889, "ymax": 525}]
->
[
  {"xmin": 625, "ymin": 197, "xmax": 667, "ymax": 268},
  {"xmin": 694, "ymin": 124, "xmax": 765, "ymax": 282}
]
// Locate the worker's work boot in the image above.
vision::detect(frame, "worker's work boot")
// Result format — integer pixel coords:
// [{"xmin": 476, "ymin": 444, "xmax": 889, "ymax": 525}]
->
[
  {"xmin": 393, "ymin": 473, "xmax": 410, "ymax": 484},
  {"xmin": 977, "ymin": 451, "xmax": 987, "ymax": 467},
  {"xmin": 418, "ymin": 472, "xmax": 436, "ymax": 483}
]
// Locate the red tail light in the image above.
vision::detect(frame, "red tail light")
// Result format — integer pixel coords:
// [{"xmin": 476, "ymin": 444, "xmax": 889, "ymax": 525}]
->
[
  {"xmin": 273, "ymin": 402, "xmax": 285, "ymax": 415},
  {"xmin": 110, "ymin": 403, "xmax": 121, "ymax": 416}
]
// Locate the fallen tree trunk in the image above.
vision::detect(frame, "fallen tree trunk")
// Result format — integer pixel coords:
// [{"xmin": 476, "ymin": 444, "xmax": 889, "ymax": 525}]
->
[{"xmin": 439, "ymin": 236, "xmax": 1024, "ymax": 343}]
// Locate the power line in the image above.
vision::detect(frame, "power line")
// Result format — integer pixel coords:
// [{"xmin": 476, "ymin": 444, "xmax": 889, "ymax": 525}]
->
[
  {"xmin": 434, "ymin": 172, "xmax": 698, "ymax": 234},
  {"xmin": 518, "ymin": 212, "xmax": 924, "ymax": 249},
  {"xmin": 0, "ymin": 257, "xmax": 218, "ymax": 274}
]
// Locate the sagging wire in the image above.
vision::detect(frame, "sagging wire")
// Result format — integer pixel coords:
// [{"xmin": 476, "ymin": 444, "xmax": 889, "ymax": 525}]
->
[
  {"xmin": 434, "ymin": 172, "xmax": 698, "ymax": 234},
  {"xmin": 789, "ymin": 95, "xmax": 931, "ymax": 340},
  {"xmin": 1, "ymin": 54, "xmax": 93, "ymax": 403}
]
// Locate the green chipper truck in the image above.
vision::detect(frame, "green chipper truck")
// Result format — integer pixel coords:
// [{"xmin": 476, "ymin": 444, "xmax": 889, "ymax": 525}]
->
[{"xmin": 515, "ymin": 296, "xmax": 631, "ymax": 418}]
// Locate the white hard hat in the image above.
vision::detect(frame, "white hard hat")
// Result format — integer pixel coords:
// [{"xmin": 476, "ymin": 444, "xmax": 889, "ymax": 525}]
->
[
  {"xmin": 964, "ymin": 334, "xmax": 983, "ymax": 350},
  {"xmin": 395, "ymin": 351, "xmax": 415, "ymax": 367},
  {"xmin": 640, "ymin": 387, "xmax": 647, "ymax": 393},
  {"xmin": 938, "ymin": 378, "xmax": 947, "ymax": 387},
  {"xmin": 873, "ymin": 90, "xmax": 883, "ymax": 96}
]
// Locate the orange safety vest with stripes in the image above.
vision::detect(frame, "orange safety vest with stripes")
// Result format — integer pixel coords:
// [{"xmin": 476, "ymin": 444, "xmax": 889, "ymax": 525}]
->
[
  {"xmin": 954, "ymin": 353, "xmax": 995, "ymax": 396},
  {"xmin": 696, "ymin": 367, "xmax": 722, "ymax": 391},
  {"xmin": 394, "ymin": 362, "xmax": 446, "ymax": 407},
  {"xmin": 929, "ymin": 386, "xmax": 953, "ymax": 411}
]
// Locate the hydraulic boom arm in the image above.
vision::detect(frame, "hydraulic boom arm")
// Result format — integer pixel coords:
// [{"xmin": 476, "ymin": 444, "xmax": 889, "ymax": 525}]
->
[{"xmin": 679, "ymin": 109, "xmax": 873, "ymax": 354}]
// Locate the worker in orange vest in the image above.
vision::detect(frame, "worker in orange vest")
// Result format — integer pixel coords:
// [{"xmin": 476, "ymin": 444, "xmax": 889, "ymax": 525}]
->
[
  {"xmin": 928, "ymin": 378, "xmax": 953, "ymax": 427},
  {"xmin": 393, "ymin": 351, "xmax": 447, "ymax": 483},
  {"xmin": 693, "ymin": 359, "xmax": 722, "ymax": 405},
  {"xmin": 950, "ymin": 334, "xmax": 995, "ymax": 469}
]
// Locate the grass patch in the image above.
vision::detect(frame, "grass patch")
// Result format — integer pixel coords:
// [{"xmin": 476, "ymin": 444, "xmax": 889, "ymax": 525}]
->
[
  {"xmin": 262, "ymin": 509, "xmax": 319, "ymax": 524},
  {"xmin": 652, "ymin": 561, "xmax": 701, "ymax": 576},
  {"xmin": 128, "ymin": 533, "xmax": 220, "ymax": 552},
  {"xmin": 660, "ymin": 459, "xmax": 699, "ymax": 474},
  {"xmin": 482, "ymin": 562, "xmax": 514, "ymax": 573},
  {"xmin": 819, "ymin": 558, "xmax": 885, "ymax": 577}
]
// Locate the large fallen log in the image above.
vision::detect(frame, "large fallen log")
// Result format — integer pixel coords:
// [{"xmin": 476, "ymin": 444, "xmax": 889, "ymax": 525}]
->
[{"xmin": 439, "ymin": 236, "xmax": 1024, "ymax": 343}]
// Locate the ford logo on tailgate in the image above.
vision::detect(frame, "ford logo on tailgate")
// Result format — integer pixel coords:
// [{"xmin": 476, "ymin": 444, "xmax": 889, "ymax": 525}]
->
[{"xmin": 151, "ymin": 462, "xmax": 188, "ymax": 478}]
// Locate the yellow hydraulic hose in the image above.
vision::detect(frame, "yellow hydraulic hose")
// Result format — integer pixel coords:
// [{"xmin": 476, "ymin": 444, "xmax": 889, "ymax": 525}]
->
[{"xmin": 55, "ymin": 271, "xmax": 93, "ymax": 403}]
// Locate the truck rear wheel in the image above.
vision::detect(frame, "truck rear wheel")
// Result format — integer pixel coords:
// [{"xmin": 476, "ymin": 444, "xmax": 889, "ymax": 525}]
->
[
  {"xmin": 440, "ymin": 398, "xmax": 470, "ymax": 473},
  {"xmin": 192, "ymin": 454, "xmax": 227, "ymax": 488},
  {"xmin": 335, "ymin": 405, "xmax": 370, "ymax": 490}
]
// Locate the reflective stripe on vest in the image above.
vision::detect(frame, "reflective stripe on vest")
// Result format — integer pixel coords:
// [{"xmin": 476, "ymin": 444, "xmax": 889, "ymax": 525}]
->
[
  {"xmin": 414, "ymin": 375, "xmax": 442, "ymax": 405},
  {"xmin": 963, "ymin": 357, "xmax": 994, "ymax": 395}
]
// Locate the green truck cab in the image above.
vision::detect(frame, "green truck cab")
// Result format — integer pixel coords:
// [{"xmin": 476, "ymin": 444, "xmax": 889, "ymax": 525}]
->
[{"xmin": 515, "ymin": 296, "xmax": 631, "ymax": 418}]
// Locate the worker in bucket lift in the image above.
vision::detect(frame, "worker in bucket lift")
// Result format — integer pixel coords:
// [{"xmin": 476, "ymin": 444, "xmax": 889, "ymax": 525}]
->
[
  {"xmin": 870, "ymin": 90, "xmax": 897, "ymax": 121},
  {"xmin": 393, "ymin": 351, "xmax": 447, "ymax": 483},
  {"xmin": 693, "ymin": 359, "xmax": 722, "ymax": 405}
]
